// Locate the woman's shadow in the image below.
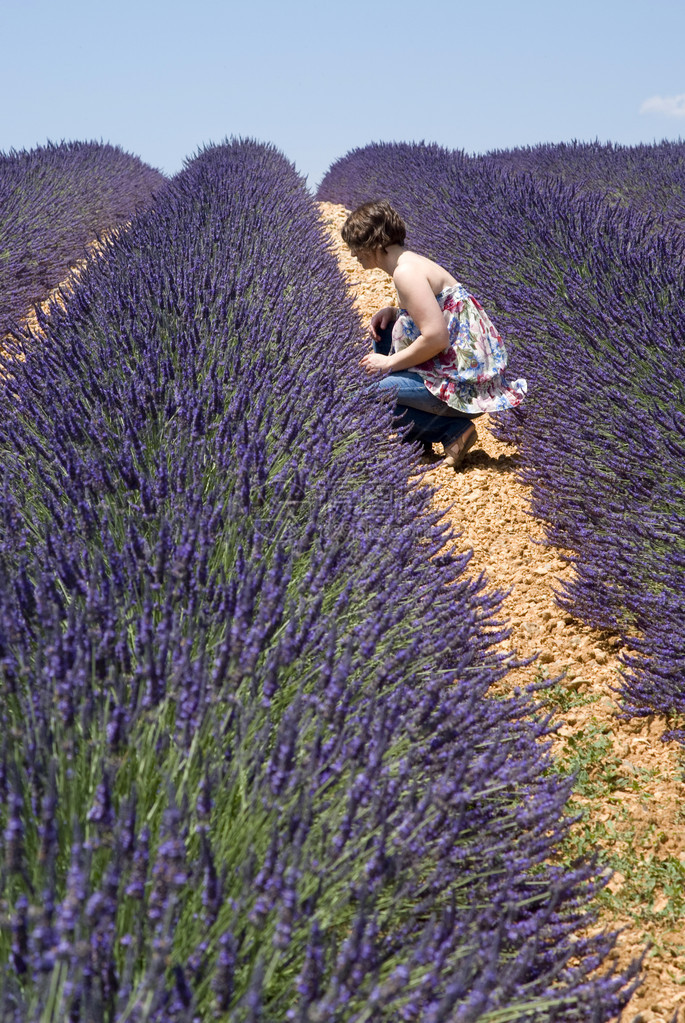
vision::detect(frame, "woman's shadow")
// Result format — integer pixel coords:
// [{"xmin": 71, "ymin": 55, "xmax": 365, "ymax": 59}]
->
[
  {"xmin": 423, "ymin": 445, "xmax": 519, "ymax": 475},
  {"xmin": 465, "ymin": 448, "xmax": 519, "ymax": 474}
]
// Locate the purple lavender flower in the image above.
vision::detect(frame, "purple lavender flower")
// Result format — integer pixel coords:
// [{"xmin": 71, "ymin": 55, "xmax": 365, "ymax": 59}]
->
[
  {"xmin": 318, "ymin": 139, "xmax": 685, "ymax": 736},
  {"xmin": 0, "ymin": 140, "xmax": 164, "ymax": 338},
  {"xmin": 0, "ymin": 138, "xmax": 644, "ymax": 1020}
]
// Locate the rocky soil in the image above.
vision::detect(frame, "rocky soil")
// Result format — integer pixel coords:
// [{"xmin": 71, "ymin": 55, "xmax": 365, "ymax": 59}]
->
[{"xmin": 320, "ymin": 200, "xmax": 685, "ymax": 1023}]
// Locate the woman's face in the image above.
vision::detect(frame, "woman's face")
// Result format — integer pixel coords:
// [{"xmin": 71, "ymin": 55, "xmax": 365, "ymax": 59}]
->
[{"xmin": 350, "ymin": 246, "xmax": 379, "ymax": 270}]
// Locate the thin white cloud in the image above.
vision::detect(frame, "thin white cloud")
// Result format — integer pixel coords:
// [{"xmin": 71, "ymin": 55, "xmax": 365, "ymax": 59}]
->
[{"xmin": 639, "ymin": 94, "xmax": 685, "ymax": 117}]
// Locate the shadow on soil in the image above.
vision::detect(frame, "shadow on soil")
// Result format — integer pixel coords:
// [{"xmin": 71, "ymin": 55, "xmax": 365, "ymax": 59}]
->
[{"xmin": 462, "ymin": 448, "xmax": 519, "ymax": 474}]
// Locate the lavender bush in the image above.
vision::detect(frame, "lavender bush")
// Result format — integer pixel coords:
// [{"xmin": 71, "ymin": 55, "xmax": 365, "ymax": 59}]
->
[
  {"xmin": 0, "ymin": 139, "xmax": 640, "ymax": 1019},
  {"xmin": 317, "ymin": 141, "xmax": 685, "ymax": 733},
  {"xmin": 484, "ymin": 139, "xmax": 685, "ymax": 233},
  {"xmin": 0, "ymin": 140, "xmax": 165, "ymax": 339}
]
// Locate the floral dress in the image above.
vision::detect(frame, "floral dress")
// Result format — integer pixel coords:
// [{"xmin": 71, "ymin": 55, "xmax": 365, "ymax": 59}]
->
[{"xmin": 391, "ymin": 283, "xmax": 527, "ymax": 414}]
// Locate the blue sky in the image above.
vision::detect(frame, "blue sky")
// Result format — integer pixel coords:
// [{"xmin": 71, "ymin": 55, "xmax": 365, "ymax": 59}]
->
[{"xmin": 1, "ymin": 0, "xmax": 684, "ymax": 189}]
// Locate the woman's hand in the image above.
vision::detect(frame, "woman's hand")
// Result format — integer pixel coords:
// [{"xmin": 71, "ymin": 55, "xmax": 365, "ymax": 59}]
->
[
  {"xmin": 360, "ymin": 351, "xmax": 392, "ymax": 375},
  {"xmin": 370, "ymin": 306, "xmax": 397, "ymax": 341}
]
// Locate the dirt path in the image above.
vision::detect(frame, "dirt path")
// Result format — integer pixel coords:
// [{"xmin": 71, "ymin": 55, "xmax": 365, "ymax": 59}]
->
[
  {"xmin": 1, "ymin": 229, "xmax": 121, "ymax": 359},
  {"xmin": 320, "ymin": 201, "xmax": 685, "ymax": 1023}
]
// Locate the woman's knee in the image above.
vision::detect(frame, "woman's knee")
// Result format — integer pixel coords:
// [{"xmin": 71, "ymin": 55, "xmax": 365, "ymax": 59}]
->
[{"xmin": 374, "ymin": 376, "xmax": 402, "ymax": 397}]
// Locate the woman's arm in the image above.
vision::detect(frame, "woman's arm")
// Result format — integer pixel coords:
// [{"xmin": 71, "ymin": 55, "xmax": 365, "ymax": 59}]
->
[
  {"xmin": 360, "ymin": 269, "xmax": 448, "ymax": 374},
  {"xmin": 388, "ymin": 267, "xmax": 449, "ymax": 368},
  {"xmin": 369, "ymin": 305, "xmax": 398, "ymax": 341},
  {"xmin": 384, "ymin": 334, "xmax": 447, "ymax": 371}
]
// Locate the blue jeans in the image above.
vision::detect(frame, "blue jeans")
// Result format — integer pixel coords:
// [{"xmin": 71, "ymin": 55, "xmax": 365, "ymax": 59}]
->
[{"xmin": 372, "ymin": 324, "xmax": 480, "ymax": 446}]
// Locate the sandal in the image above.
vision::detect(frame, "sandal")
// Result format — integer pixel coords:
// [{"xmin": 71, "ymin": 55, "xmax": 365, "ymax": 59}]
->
[{"xmin": 443, "ymin": 423, "xmax": 478, "ymax": 469}]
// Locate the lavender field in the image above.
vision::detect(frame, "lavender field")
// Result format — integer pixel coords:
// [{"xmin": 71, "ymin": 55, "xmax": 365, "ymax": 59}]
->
[
  {"xmin": 2, "ymin": 134, "xmax": 681, "ymax": 1019},
  {"xmin": 0, "ymin": 141, "xmax": 164, "ymax": 340},
  {"xmin": 318, "ymin": 140, "xmax": 685, "ymax": 738},
  {"xmin": 485, "ymin": 140, "xmax": 685, "ymax": 233}
]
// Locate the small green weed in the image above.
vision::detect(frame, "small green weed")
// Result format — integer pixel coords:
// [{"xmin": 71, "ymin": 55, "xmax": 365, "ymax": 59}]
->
[
  {"xmin": 556, "ymin": 721, "xmax": 650, "ymax": 799},
  {"xmin": 551, "ymin": 713, "xmax": 684, "ymax": 962},
  {"xmin": 543, "ymin": 678, "xmax": 599, "ymax": 714}
]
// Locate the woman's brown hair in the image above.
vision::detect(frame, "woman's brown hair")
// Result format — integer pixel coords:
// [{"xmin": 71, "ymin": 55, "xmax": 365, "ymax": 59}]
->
[{"xmin": 341, "ymin": 200, "xmax": 406, "ymax": 252}]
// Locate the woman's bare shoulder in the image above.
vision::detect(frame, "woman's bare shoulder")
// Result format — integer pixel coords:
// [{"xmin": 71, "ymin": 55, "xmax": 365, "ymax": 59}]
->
[
  {"xmin": 396, "ymin": 249, "xmax": 430, "ymax": 269},
  {"xmin": 395, "ymin": 250, "xmax": 458, "ymax": 292}
]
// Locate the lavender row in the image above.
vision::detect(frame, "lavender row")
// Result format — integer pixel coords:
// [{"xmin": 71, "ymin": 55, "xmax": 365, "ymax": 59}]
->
[
  {"xmin": 484, "ymin": 139, "xmax": 685, "ymax": 233},
  {"xmin": 0, "ymin": 140, "xmax": 639, "ymax": 1019},
  {"xmin": 317, "ymin": 141, "xmax": 685, "ymax": 732},
  {"xmin": 0, "ymin": 140, "xmax": 165, "ymax": 339}
]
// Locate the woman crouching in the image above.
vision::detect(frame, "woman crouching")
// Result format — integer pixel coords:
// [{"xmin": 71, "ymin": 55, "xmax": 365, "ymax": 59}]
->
[{"xmin": 342, "ymin": 200, "xmax": 526, "ymax": 468}]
